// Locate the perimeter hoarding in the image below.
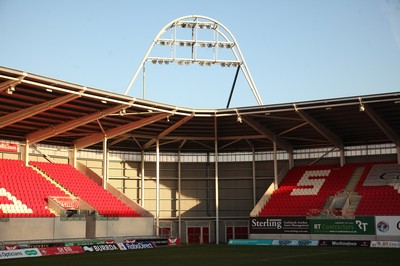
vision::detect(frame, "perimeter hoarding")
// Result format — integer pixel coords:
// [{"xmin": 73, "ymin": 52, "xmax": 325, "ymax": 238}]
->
[
  {"xmin": 375, "ymin": 216, "xmax": 400, "ymax": 237},
  {"xmin": 310, "ymin": 217, "xmax": 375, "ymax": 235},
  {"xmin": 250, "ymin": 217, "xmax": 309, "ymax": 234}
]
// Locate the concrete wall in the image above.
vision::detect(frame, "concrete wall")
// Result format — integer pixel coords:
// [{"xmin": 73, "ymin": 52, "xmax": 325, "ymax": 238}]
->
[{"xmin": 0, "ymin": 218, "xmax": 86, "ymax": 242}]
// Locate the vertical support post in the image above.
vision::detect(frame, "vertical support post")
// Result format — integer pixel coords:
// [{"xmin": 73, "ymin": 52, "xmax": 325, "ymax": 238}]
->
[
  {"xmin": 69, "ymin": 147, "xmax": 77, "ymax": 168},
  {"xmin": 22, "ymin": 141, "xmax": 29, "ymax": 166},
  {"xmin": 178, "ymin": 150, "xmax": 182, "ymax": 237},
  {"xmin": 397, "ymin": 146, "xmax": 400, "ymax": 164},
  {"xmin": 141, "ymin": 150, "xmax": 145, "ymax": 207},
  {"xmin": 273, "ymin": 141, "xmax": 278, "ymax": 190},
  {"xmin": 288, "ymin": 151, "xmax": 294, "ymax": 169},
  {"xmin": 156, "ymin": 139, "xmax": 160, "ymax": 236},
  {"xmin": 214, "ymin": 116, "xmax": 219, "ymax": 244},
  {"xmin": 252, "ymin": 147, "xmax": 256, "ymax": 206},
  {"xmin": 340, "ymin": 148, "xmax": 345, "ymax": 167},
  {"xmin": 102, "ymin": 137, "xmax": 108, "ymax": 189}
]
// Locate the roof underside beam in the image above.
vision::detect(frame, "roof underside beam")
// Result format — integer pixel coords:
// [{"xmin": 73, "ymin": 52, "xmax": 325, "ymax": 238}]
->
[
  {"xmin": 364, "ymin": 103, "xmax": 400, "ymax": 146},
  {"xmin": 0, "ymin": 92, "xmax": 82, "ymax": 129},
  {"xmin": 74, "ymin": 112, "xmax": 168, "ymax": 150},
  {"xmin": 296, "ymin": 109, "xmax": 343, "ymax": 149},
  {"xmin": 242, "ymin": 116, "xmax": 293, "ymax": 153},
  {"xmin": 26, "ymin": 104, "xmax": 128, "ymax": 144},
  {"xmin": 142, "ymin": 114, "xmax": 194, "ymax": 149},
  {"xmin": 0, "ymin": 75, "xmax": 25, "ymax": 92}
]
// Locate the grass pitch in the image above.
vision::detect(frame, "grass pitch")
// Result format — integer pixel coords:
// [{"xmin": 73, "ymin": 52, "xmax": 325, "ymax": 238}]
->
[{"xmin": 1, "ymin": 245, "xmax": 399, "ymax": 266}]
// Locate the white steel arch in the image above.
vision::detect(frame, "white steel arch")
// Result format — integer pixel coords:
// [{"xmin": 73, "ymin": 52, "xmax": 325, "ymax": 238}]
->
[{"xmin": 124, "ymin": 15, "xmax": 264, "ymax": 106}]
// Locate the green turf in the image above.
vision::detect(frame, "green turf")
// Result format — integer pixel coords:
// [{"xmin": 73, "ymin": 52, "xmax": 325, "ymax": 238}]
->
[{"xmin": 1, "ymin": 245, "xmax": 399, "ymax": 266}]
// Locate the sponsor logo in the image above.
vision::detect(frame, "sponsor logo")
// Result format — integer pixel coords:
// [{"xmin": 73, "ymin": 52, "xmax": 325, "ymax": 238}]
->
[
  {"xmin": 377, "ymin": 221, "xmax": 390, "ymax": 233},
  {"xmin": 83, "ymin": 246, "xmax": 94, "ymax": 252},
  {"xmin": 252, "ymin": 218, "xmax": 282, "ymax": 229},
  {"xmin": 250, "ymin": 217, "xmax": 309, "ymax": 234},
  {"xmin": 0, "ymin": 142, "xmax": 18, "ymax": 152},
  {"xmin": 24, "ymin": 250, "xmax": 38, "ymax": 256},
  {"xmin": 124, "ymin": 242, "xmax": 155, "ymax": 250},
  {"xmin": 5, "ymin": 245, "xmax": 18, "ymax": 250}
]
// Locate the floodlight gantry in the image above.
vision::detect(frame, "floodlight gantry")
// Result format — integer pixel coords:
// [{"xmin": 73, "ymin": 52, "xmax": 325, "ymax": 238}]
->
[{"xmin": 124, "ymin": 15, "xmax": 263, "ymax": 106}]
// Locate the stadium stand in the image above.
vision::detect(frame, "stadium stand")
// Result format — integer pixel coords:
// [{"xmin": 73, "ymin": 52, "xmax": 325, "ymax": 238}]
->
[
  {"xmin": 259, "ymin": 162, "xmax": 400, "ymax": 217},
  {"xmin": 0, "ymin": 158, "xmax": 67, "ymax": 218},
  {"xmin": 30, "ymin": 161, "xmax": 141, "ymax": 217}
]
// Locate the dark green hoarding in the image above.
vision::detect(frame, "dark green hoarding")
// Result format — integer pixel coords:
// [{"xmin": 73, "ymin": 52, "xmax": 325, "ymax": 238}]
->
[{"xmin": 309, "ymin": 217, "xmax": 375, "ymax": 235}]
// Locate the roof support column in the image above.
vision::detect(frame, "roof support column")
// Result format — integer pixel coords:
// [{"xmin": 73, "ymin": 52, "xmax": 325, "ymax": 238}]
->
[
  {"xmin": 214, "ymin": 116, "xmax": 220, "ymax": 245},
  {"xmin": 252, "ymin": 147, "xmax": 256, "ymax": 207},
  {"xmin": 397, "ymin": 146, "xmax": 400, "ymax": 164},
  {"xmin": 69, "ymin": 147, "xmax": 77, "ymax": 168},
  {"xmin": 273, "ymin": 141, "xmax": 279, "ymax": 190},
  {"xmin": 156, "ymin": 139, "xmax": 160, "ymax": 236},
  {"xmin": 102, "ymin": 137, "xmax": 108, "ymax": 190},
  {"xmin": 288, "ymin": 150, "xmax": 294, "ymax": 170},
  {"xmin": 141, "ymin": 150, "xmax": 145, "ymax": 207},
  {"xmin": 22, "ymin": 141, "xmax": 29, "ymax": 166},
  {"xmin": 340, "ymin": 148, "xmax": 346, "ymax": 167},
  {"xmin": 178, "ymin": 150, "xmax": 182, "ymax": 238}
]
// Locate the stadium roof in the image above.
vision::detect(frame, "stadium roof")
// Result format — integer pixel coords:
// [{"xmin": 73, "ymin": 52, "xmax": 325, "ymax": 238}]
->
[{"xmin": 0, "ymin": 66, "xmax": 399, "ymax": 154}]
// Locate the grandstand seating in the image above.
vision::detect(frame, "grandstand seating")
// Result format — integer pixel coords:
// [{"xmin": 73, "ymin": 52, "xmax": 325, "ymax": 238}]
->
[
  {"xmin": 0, "ymin": 158, "xmax": 68, "ymax": 218},
  {"xmin": 259, "ymin": 162, "xmax": 400, "ymax": 217},
  {"xmin": 30, "ymin": 161, "xmax": 140, "ymax": 217},
  {"xmin": 259, "ymin": 164, "xmax": 353, "ymax": 216},
  {"xmin": 354, "ymin": 163, "xmax": 400, "ymax": 216}
]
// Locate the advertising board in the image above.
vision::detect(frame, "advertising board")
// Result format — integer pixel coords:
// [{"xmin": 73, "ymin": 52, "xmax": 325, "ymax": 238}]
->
[
  {"xmin": 39, "ymin": 246, "xmax": 84, "ymax": 256},
  {"xmin": 309, "ymin": 217, "xmax": 375, "ymax": 235},
  {"xmin": 0, "ymin": 248, "xmax": 41, "ymax": 260},
  {"xmin": 250, "ymin": 217, "xmax": 309, "ymax": 234},
  {"xmin": 82, "ymin": 244, "xmax": 119, "ymax": 252},
  {"xmin": 375, "ymin": 216, "xmax": 400, "ymax": 237}
]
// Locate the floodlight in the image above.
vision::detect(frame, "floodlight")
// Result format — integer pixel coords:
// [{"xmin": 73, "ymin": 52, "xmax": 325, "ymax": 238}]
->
[{"xmin": 7, "ymin": 86, "xmax": 15, "ymax": 95}]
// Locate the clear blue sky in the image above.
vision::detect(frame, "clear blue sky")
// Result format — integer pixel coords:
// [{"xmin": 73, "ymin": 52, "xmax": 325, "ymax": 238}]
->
[{"xmin": 1, "ymin": 0, "xmax": 399, "ymax": 108}]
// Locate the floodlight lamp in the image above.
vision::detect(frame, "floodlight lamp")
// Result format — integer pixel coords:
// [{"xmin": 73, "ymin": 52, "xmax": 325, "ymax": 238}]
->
[
  {"xmin": 207, "ymin": 43, "xmax": 213, "ymax": 48},
  {"xmin": 205, "ymin": 62, "xmax": 212, "ymax": 66},
  {"xmin": 221, "ymin": 62, "xmax": 226, "ymax": 67},
  {"xmin": 151, "ymin": 59, "xmax": 157, "ymax": 64},
  {"xmin": 199, "ymin": 24, "xmax": 205, "ymax": 29},
  {"xmin": 358, "ymin": 97, "xmax": 365, "ymax": 112},
  {"xmin": 184, "ymin": 61, "xmax": 190, "ymax": 66},
  {"xmin": 178, "ymin": 60, "xmax": 183, "ymax": 65},
  {"xmin": 181, "ymin": 23, "xmax": 187, "ymax": 28},
  {"xmin": 7, "ymin": 86, "xmax": 15, "ymax": 94},
  {"xmin": 119, "ymin": 109, "xmax": 127, "ymax": 116},
  {"xmin": 218, "ymin": 43, "xmax": 224, "ymax": 48},
  {"xmin": 235, "ymin": 109, "xmax": 243, "ymax": 123},
  {"xmin": 200, "ymin": 43, "xmax": 206, "ymax": 47},
  {"xmin": 199, "ymin": 61, "xmax": 205, "ymax": 66},
  {"xmin": 165, "ymin": 61, "xmax": 170, "ymax": 65},
  {"xmin": 179, "ymin": 42, "xmax": 185, "ymax": 47},
  {"xmin": 160, "ymin": 40, "xmax": 166, "ymax": 45},
  {"xmin": 206, "ymin": 24, "xmax": 212, "ymax": 29},
  {"xmin": 188, "ymin": 22, "xmax": 196, "ymax": 28},
  {"xmin": 158, "ymin": 60, "xmax": 163, "ymax": 64}
]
